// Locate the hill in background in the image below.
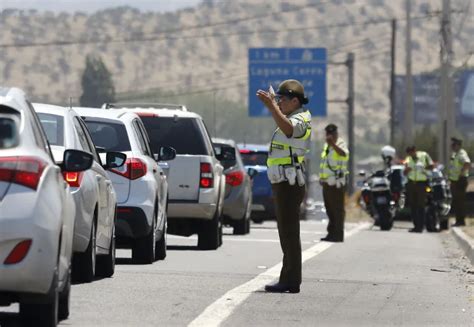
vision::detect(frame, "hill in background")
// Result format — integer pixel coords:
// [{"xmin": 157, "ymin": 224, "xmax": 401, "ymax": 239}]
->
[{"xmin": 1, "ymin": 0, "xmax": 472, "ymax": 162}]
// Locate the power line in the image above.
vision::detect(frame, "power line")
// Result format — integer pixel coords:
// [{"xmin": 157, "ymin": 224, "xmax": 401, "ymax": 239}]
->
[{"xmin": 0, "ymin": 13, "xmax": 440, "ymax": 49}]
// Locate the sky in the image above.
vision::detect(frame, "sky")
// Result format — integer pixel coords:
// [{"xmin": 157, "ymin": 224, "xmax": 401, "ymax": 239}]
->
[{"xmin": 0, "ymin": 0, "xmax": 203, "ymax": 13}]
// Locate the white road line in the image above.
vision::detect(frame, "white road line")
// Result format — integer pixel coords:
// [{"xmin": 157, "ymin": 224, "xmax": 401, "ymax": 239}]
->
[{"xmin": 188, "ymin": 223, "xmax": 370, "ymax": 327}]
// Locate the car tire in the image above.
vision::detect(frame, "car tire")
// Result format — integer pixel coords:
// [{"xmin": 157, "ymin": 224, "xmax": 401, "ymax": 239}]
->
[
  {"xmin": 21, "ymin": 270, "xmax": 59, "ymax": 327},
  {"xmin": 440, "ymin": 219, "xmax": 449, "ymax": 230},
  {"xmin": 58, "ymin": 267, "xmax": 71, "ymax": 321},
  {"xmin": 198, "ymin": 210, "xmax": 221, "ymax": 250},
  {"xmin": 72, "ymin": 221, "xmax": 96, "ymax": 283},
  {"xmin": 155, "ymin": 224, "xmax": 167, "ymax": 261},
  {"xmin": 96, "ymin": 230, "xmax": 116, "ymax": 278},
  {"xmin": 132, "ymin": 216, "xmax": 156, "ymax": 264},
  {"xmin": 233, "ymin": 212, "xmax": 248, "ymax": 235}
]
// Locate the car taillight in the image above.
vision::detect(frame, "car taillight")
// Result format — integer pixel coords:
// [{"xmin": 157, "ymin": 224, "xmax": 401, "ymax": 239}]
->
[
  {"xmin": 239, "ymin": 149, "xmax": 251, "ymax": 154},
  {"xmin": 363, "ymin": 193, "xmax": 370, "ymax": 204},
  {"xmin": 4, "ymin": 239, "xmax": 32, "ymax": 265},
  {"xmin": 62, "ymin": 171, "xmax": 84, "ymax": 187},
  {"xmin": 392, "ymin": 192, "xmax": 400, "ymax": 202},
  {"xmin": 200, "ymin": 162, "xmax": 213, "ymax": 188},
  {"xmin": 226, "ymin": 170, "xmax": 244, "ymax": 186},
  {"xmin": 111, "ymin": 158, "xmax": 147, "ymax": 180},
  {"xmin": 0, "ymin": 156, "xmax": 47, "ymax": 190}
]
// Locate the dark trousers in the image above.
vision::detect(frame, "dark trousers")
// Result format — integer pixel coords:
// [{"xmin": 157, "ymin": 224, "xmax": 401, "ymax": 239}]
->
[
  {"xmin": 272, "ymin": 182, "xmax": 306, "ymax": 286},
  {"xmin": 451, "ymin": 177, "xmax": 468, "ymax": 225},
  {"xmin": 322, "ymin": 183, "xmax": 346, "ymax": 241},
  {"xmin": 406, "ymin": 181, "xmax": 427, "ymax": 231}
]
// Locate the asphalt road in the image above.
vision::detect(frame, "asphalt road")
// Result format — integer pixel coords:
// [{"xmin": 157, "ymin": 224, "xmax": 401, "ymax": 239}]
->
[{"xmin": 1, "ymin": 219, "xmax": 473, "ymax": 326}]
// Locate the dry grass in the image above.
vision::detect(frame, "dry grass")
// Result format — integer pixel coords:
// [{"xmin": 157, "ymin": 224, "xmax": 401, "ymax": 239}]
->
[{"xmin": 345, "ymin": 191, "xmax": 372, "ymax": 223}]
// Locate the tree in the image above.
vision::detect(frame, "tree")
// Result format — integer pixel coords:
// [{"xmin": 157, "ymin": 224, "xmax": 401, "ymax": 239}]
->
[{"xmin": 79, "ymin": 55, "xmax": 115, "ymax": 107}]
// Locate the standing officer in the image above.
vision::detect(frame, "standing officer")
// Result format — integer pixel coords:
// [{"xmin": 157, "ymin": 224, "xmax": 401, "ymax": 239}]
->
[
  {"xmin": 256, "ymin": 79, "xmax": 311, "ymax": 294},
  {"xmin": 449, "ymin": 137, "xmax": 471, "ymax": 226},
  {"xmin": 319, "ymin": 124, "xmax": 349, "ymax": 242},
  {"xmin": 403, "ymin": 146, "xmax": 434, "ymax": 233}
]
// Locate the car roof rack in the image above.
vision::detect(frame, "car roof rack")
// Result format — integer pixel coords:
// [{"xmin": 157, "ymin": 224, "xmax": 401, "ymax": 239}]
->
[{"xmin": 102, "ymin": 103, "xmax": 187, "ymax": 111}]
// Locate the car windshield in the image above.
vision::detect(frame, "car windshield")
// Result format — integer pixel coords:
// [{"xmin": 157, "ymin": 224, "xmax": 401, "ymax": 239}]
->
[
  {"xmin": 0, "ymin": 117, "xmax": 19, "ymax": 149},
  {"xmin": 83, "ymin": 120, "xmax": 131, "ymax": 152},
  {"xmin": 241, "ymin": 151, "xmax": 268, "ymax": 166},
  {"xmin": 37, "ymin": 113, "xmax": 64, "ymax": 146},
  {"xmin": 140, "ymin": 116, "xmax": 209, "ymax": 155}
]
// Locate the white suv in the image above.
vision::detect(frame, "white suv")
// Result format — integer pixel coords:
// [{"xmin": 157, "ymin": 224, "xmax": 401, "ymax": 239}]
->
[
  {"xmin": 107, "ymin": 104, "xmax": 226, "ymax": 250},
  {"xmin": 34, "ymin": 103, "xmax": 126, "ymax": 282},
  {"xmin": 0, "ymin": 88, "xmax": 92, "ymax": 326},
  {"xmin": 74, "ymin": 108, "xmax": 175, "ymax": 264}
]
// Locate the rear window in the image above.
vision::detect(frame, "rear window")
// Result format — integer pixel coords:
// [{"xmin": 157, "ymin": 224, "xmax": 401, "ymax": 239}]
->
[
  {"xmin": 37, "ymin": 113, "xmax": 64, "ymax": 146},
  {"xmin": 214, "ymin": 143, "xmax": 236, "ymax": 170},
  {"xmin": 83, "ymin": 121, "xmax": 131, "ymax": 152},
  {"xmin": 0, "ymin": 116, "xmax": 19, "ymax": 149},
  {"xmin": 241, "ymin": 151, "xmax": 268, "ymax": 166},
  {"xmin": 140, "ymin": 116, "xmax": 209, "ymax": 155}
]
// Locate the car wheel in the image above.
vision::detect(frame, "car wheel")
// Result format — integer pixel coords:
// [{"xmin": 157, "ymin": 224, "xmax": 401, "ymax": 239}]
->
[
  {"xmin": 440, "ymin": 219, "xmax": 449, "ymax": 230},
  {"xmin": 233, "ymin": 212, "xmax": 248, "ymax": 235},
  {"xmin": 58, "ymin": 267, "xmax": 71, "ymax": 321},
  {"xmin": 96, "ymin": 230, "xmax": 116, "ymax": 278},
  {"xmin": 72, "ymin": 221, "xmax": 96, "ymax": 283},
  {"xmin": 21, "ymin": 270, "xmax": 59, "ymax": 327},
  {"xmin": 132, "ymin": 214, "xmax": 156, "ymax": 264},
  {"xmin": 198, "ymin": 210, "xmax": 220, "ymax": 250},
  {"xmin": 155, "ymin": 227, "xmax": 167, "ymax": 261}
]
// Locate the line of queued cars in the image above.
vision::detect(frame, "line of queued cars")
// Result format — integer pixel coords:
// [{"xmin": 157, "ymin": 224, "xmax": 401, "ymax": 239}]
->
[{"xmin": 0, "ymin": 89, "xmax": 260, "ymax": 326}]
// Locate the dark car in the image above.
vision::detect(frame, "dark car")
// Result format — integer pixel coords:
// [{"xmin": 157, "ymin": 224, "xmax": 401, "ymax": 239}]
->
[{"xmin": 238, "ymin": 143, "xmax": 275, "ymax": 223}]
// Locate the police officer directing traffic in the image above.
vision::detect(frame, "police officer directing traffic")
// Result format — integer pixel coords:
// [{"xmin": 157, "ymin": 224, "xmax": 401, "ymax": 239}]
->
[
  {"xmin": 403, "ymin": 146, "xmax": 434, "ymax": 233},
  {"xmin": 319, "ymin": 124, "xmax": 349, "ymax": 242},
  {"xmin": 448, "ymin": 137, "xmax": 471, "ymax": 227},
  {"xmin": 256, "ymin": 79, "xmax": 311, "ymax": 294}
]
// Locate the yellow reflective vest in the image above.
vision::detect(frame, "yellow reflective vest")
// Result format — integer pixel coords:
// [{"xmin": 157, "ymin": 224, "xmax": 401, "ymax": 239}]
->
[
  {"xmin": 319, "ymin": 139, "xmax": 349, "ymax": 181},
  {"xmin": 405, "ymin": 151, "xmax": 433, "ymax": 182},
  {"xmin": 448, "ymin": 149, "xmax": 471, "ymax": 181},
  {"xmin": 266, "ymin": 108, "xmax": 311, "ymax": 167}
]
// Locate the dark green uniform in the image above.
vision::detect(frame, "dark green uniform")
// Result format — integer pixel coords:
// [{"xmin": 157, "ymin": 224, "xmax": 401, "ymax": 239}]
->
[
  {"xmin": 448, "ymin": 148, "xmax": 471, "ymax": 226},
  {"xmin": 404, "ymin": 151, "xmax": 433, "ymax": 232},
  {"xmin": 267, "ymin": 108, "xmax": 311, "ymax": 288},
  {"xmin": 319, "ymin": 137, "xmax": 349, "ymax": 241}
]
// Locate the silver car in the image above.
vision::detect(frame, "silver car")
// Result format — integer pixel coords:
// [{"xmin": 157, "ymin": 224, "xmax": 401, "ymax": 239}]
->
[
  {"xmin": 212, "ymin": 138, "xmax": 255, "ymax": 235},
  {"xmin": 34, "ymin": 103, "xmax": 126, "ymax": 282}
]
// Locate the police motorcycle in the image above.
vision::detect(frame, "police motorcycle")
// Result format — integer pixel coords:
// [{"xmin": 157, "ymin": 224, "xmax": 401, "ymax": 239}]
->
[
  {"xmin": 359, "ymin": 146, "xmax": 405, "ymax": 231},
  {"xmin": 424, "ymin": 165, "xmax": 452, "ymax": 231}
]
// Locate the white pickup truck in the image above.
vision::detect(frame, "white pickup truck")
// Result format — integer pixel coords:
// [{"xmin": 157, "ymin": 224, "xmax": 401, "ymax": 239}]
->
[{"xmin": 107, "ymin": 104, "xmax": 226, "ymax": 250}]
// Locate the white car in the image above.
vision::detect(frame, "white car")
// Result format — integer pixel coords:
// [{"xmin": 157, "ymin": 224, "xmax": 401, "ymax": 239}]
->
[
  {"xmin": 0, "ymin": 88, "xmax": 92, "ymax": 326},
  {"xmin": 74, "ymin": 108, "xmax": 175, "ymax": 264},
  {"xmin": 34, "ymin": 103, "xmax": 126, "ymax": 283},
  {"xmin": 106, "ymin": 104, "xmax": 226, "ymax": 250}
]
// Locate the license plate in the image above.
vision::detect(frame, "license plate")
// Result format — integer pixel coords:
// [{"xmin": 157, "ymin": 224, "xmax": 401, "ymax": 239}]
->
[
  {"xmin": 251, "ymin": 204, "xmax": 265, "ymax": 211},
  {"xmin": 376, "ymin": 196, "xmax": 388, "ymax": 205}
]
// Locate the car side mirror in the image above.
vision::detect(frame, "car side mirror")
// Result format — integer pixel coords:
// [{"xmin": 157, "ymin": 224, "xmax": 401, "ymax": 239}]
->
[
  {"xmin": 215, "ymin": 146, "xmax": 235, "ymax": 162},
  {"xmin": 104, "ymin": 152, "xmax": 127, "ymax": 169},
  {"xmin": 62, "ymin": 149, "xmax": 93, "ymax": 172},
  {"xmin": 247, "ymin": 167, "xmax": 258, "ymax": 178},
  {"xmin": 158, "ymin": 146, "xmax": 176, "ymax": 161},
  {"xmin": 358, "ymin": 170, "xmax": 366, "ymax": 177}
]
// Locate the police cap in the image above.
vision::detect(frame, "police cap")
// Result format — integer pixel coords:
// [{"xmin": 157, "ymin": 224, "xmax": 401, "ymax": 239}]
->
[
  {"xmin": 277, "ymin": 79, "xmax": 309, "ymax": 105},
  {"xmin": 325, "ymin": 123, "xmax": 338, "ymax": 134},
  {"xmin": 451, "ymin": 137, "xmax": 462, "ymax": 145}
]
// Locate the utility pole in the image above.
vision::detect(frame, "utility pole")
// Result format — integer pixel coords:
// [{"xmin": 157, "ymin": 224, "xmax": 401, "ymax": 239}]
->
[
  {"xmin": 439, "ymin": 0, "xmax": 455, "ymax": 164},
  {"xmin": 390, "ymin": 19, "xmax": 397, "ymax": 146},
  {"xmin": 347, "ymin": 53, "xmax": 355, "ymax": 195},
  {"xmin": 404, "ymin": 0, "xmax": 415, "ymax": 149}
]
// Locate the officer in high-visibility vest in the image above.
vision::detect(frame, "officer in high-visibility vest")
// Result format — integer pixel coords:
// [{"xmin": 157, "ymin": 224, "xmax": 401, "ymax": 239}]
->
[
  {"xmin": 319, "ymin": 124, "xmax": 349, "ymax": 242},
  {"xmin": 256, "ymin": 79, "xmax": 311, "ymax": 294},
  {"xmin": 403, "ymin": 146, "xmax": 434, "ymax": 233},
  {"xmin": 448, "ymin": 137, "xmax": 471, "ymax": 226}
]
